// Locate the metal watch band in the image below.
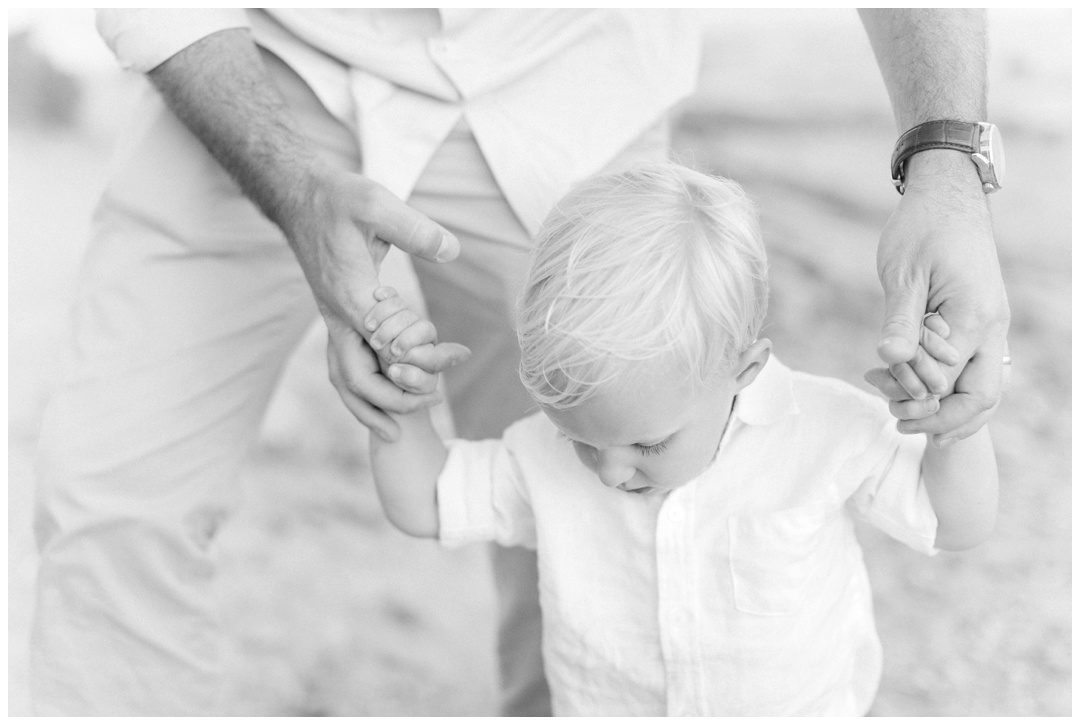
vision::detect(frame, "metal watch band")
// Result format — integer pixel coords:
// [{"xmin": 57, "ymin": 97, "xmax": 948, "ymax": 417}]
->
[{"xmin": 890, "ymin": 120, "xmax": 981, "ymax": 194}]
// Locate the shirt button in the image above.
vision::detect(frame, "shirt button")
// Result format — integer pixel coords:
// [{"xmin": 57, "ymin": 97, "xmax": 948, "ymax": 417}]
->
[{"xmin": 667, "ymin": 508, "xmax": 682, "ymax": 523}]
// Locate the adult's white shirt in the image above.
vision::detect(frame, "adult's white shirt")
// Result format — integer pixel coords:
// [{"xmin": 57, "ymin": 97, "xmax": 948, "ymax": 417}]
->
[{"xmin": 96, "ymin": 9, "xmax": 702, "ymax": 235}]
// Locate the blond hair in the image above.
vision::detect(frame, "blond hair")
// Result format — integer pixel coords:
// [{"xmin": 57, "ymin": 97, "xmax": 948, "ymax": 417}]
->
[{"xmin": 517, "ymin": 162, "xmax": 768, "ymax": 409}]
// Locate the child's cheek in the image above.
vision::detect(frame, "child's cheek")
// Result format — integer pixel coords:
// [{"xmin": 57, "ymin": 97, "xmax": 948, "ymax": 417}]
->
[{"xmin": 571, "ymin": 441, "xmax": 598, "ymax": 474}]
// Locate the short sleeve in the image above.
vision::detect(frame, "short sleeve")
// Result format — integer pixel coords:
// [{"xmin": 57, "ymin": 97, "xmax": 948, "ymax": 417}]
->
[
  {"xmin": 437, "ymin": 438, "xmax": 536, "ymax": 550},
  {"xmin": 96, "ymin": 9, "xmax": 250, "ymax": 73},
  {"xmin": 847, "ymin": 418, "xmax": 939, "ymax": 555}
]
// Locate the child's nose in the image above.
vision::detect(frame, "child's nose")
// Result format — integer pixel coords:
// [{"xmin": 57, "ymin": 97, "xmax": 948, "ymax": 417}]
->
[{"xmin": 596, "ymin": 449, "xmax": 635, "ymax": 488}]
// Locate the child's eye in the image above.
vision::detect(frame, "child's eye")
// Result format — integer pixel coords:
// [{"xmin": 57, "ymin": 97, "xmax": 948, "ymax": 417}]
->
[{"xmin": 636, "ymin": 440, "xmax": 669, "ymax": 457}]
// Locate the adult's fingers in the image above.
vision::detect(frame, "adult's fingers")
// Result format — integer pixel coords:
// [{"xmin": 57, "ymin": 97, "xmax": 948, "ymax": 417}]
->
[
  {"xmin": 889, "ymin": 396, "xmax": 940, "ymax": 421},
  {"xmin": 387, "ymin": 341, "xmax": 471, "ymax": 393},
  {"xmin": 326, "ymin": 340, "xmax": 399, "ymax": 441},
  {"xmin": 361, "ymin": 184, "xmax": 460, "ymax": 263},
  {"xmin": 336, "ymin": 383, "xmax": 401, "ymax": 442},
  {"xmin": 387, "ymin": 361, "xmax": 439, "ymax": 394},
  {"xmin": 339, "ymin": 354, "xmax": 444, "ymax": 414},
  {"xmin": 929, "ymin": 407, "xmax": 996, "ymax": 448},
  {"xmin": 898, "ymin": 337, "xmax": 1005, "ymax": 442},
  {"xmin": 328, "ymin": 321, "xmax": 444, "ymax": 418}
]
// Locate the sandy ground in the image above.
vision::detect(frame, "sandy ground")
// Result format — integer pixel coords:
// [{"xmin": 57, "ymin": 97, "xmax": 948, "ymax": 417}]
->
[{"xmin": 8, "ymin": 9, "xmax": 1071, "ymax": 716}]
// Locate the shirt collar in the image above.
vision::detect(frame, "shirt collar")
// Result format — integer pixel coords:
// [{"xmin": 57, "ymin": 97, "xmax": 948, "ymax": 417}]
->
[{"xmin": 730, "ymin": 355, "xmax": 799, "ymax": 426}]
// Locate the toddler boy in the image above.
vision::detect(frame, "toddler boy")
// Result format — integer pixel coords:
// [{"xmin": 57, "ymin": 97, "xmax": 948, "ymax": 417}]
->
[{"xmin": 364, "ymin": 163, "xmax": 998, "ymax": 716}]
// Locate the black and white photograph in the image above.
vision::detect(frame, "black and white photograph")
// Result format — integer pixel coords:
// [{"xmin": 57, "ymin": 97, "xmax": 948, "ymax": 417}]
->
[{"xmin": 8, "ymin": 8, "xmax": 1070, "ymax": 717}]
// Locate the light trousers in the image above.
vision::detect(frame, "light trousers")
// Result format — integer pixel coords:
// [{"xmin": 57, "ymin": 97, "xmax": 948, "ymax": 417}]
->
[{"xmin": 31, "ymin": 48, "xmax": 666, "ymax": 715}]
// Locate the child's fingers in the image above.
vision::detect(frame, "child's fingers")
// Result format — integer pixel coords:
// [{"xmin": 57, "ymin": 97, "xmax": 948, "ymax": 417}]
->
[
  {"xmin": 864, "ymin": 367, "xmax": 909, "ymax": 401},
  {"xmin": 888, "ymin": 395, "xmax": 940, "ymax": 421},
  {"xmin": 369, "ymin": 308, "xmax": 421, "ymax": 354},
  {"xmin": 389, "ymin": 319, "xmax": 438, "ymax": 358},
  {"xmin": 923, "ymin": 311, "xmax": 950, "ymax": 339},
  {"xmin": 364, "ymin": 292, "xmax": 408, "ymax": 333},
  {"xmin": 888, "ymin": 360, "xmax": 930, "ymax": 400},
  {"xmin": 921, "ymin": 325, "xmax": 960, "ymax": 366},
  {"xmin": 906, "ymin": 345, "xmax": 949, "ymax": 397}
]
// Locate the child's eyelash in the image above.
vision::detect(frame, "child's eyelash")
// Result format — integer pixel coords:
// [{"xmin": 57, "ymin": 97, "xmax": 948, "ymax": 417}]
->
[
  {"xmin": 558, "ymin": 431, "xmax": 668, "ymax": 457},
  {"xmin": 636, "ymin": 440, "xmax": 669, "ymax": 457}
]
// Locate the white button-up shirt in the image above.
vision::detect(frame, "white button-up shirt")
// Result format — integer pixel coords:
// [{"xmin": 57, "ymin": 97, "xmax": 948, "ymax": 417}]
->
[
  {"xmin": 437, "ymin": 357, "xmax": 936, "ymax": 716},
  {"xmin": 95, "ymin": 9, "xmax": 702, "ymax": 236}
]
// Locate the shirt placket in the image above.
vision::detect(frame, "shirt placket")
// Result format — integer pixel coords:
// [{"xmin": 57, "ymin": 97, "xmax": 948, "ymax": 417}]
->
[{"xmin": 656, "ymin": 484, "xmax": 702, "ymax": 716}]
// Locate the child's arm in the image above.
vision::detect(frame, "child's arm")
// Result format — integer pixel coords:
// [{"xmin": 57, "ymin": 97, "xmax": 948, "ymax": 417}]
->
[
  {"xmin": 369, "ymin": 409, "xmax": 447, "ymax": 539},
  {"xmin": 364, "ymin": 286, "xmax": 470, "ymax": 539},
  {"xmin": 921, "ymin": 425, "xmax": 998, "ymax": 551},
  {"xmin": 871, "ymin": 313, "xmax": 999, "ymax": 549}
]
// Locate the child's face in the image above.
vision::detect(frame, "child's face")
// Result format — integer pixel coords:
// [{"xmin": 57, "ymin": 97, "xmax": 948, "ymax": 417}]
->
[{"xmin": 543, "ymin": 351, "xmax": 763, "ymax": 495}]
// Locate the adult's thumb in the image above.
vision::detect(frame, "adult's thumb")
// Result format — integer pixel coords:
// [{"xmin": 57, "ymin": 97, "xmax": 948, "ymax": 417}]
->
[
  {"xmin": 877, "ymin": 282, "xmax": 927, "ymax": 366},
  {"xmin": 369, "ymin": 190, "xmax": 460, "ymax": 263}
]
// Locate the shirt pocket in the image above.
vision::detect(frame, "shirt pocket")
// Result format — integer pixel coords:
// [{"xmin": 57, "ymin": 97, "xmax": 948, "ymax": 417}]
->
[{"xmin": 728, "ymin": 501, "xmax": 835, "ymax": 616}]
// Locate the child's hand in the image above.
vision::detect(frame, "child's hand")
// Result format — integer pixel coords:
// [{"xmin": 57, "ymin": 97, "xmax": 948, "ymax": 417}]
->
[
  {"xmin": 364, "ymin": 286, "xmax": 471, "ymax": 389},
  {"xmin": 865, "ymin": 313, "xmax": 959, "ymax": 422}
]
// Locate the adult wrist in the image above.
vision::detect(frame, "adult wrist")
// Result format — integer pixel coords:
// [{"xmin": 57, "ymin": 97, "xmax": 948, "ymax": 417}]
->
[
  {"xmin": 271, "ymin": 156, "xmax": 336, "ymax": 242},
  {"xmin": 900, "ymin": 149, "xmax": 989, "ymax": 202},
  {"xmin": 890, "ymin": 120, "xmax": 1004, "ymax": 196}
]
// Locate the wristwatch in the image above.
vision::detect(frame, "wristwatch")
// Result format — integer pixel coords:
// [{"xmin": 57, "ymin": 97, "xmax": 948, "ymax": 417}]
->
[{"xmin": 890, "ymin": 120, "xmax": 1005, "ymax": 195}]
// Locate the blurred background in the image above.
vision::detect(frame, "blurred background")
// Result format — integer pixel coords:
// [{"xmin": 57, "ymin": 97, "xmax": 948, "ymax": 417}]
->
[{"xmin": 8, "ymin": 9, "xmax": 1071, "ymax": 716}]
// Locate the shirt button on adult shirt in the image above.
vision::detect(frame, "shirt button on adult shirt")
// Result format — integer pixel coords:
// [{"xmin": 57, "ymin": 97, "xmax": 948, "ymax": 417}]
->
[{"xmin": 667, "ymin": 507, "xmax": 683, "ymax": 523}]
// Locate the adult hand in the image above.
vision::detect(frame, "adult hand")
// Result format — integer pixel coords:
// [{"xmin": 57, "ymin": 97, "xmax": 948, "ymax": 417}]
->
[
  {"xmin": 146, "ymin": 29, "xmax": 469, "ymax": 441},
  {"xmin": 870, "ymin": 151, "xmax": 1010, "ymax": 448},
  {"xmin": 284, "ymin": 162, "xmax": 471, "ymax": 440}
]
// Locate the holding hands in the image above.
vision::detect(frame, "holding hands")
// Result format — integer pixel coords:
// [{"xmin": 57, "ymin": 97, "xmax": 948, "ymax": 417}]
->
[
  {"xmin": 364, "ymin": 286, "xmax": 471, "ymax": 413},
  {"xmin": 863, "ymin": 159, "xmax": 1011, "ymax": 446},
  {"xmin": 283, "ymin": 163, "xmax": 471, "ymax": 441},
  {"xmin": 868, "ymin": 312, "xmax": 977, "ymax": 425}
]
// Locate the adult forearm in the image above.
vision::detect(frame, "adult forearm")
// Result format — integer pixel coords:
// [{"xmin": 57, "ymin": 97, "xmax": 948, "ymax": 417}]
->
[
  {"xmin": 147, "ymin": 28, "xmax": 319, "ymax": 242},
  {"xmin": 144, "ymin": 27, "xmax": 466, "ymax": 438},
  {"xmin": 859, "ymin": 9, "xmax": 987, "ymax": 132}
]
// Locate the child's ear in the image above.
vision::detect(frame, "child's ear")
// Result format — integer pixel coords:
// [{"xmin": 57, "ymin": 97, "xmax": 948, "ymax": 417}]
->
[{"xmin": 733, "ymin": 338, "xmax": 772, "ymax": 392}]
